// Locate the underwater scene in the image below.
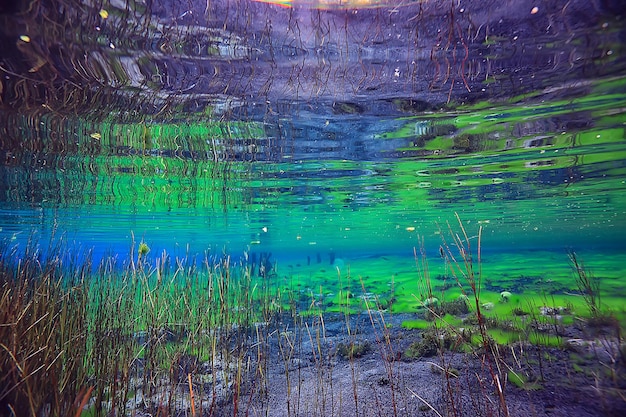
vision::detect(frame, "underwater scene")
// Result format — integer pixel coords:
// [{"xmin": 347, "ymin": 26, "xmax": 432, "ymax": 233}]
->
[{"xmin": 1, "ymin": 0, "xmax": 625, "ymax": 416}]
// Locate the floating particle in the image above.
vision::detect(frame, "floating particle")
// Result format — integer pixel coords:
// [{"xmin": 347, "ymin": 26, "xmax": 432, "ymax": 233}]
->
[
  {"xmin": 262, "ymin": 226, "xmax": 268, "ymax": 233},
  {"xmin": 405, "ymin": 226, "xmax": 416, "ymax": 232},
  {"xmin": 531, "ymin": 6, "xmax": 539, "ymax": 14}
]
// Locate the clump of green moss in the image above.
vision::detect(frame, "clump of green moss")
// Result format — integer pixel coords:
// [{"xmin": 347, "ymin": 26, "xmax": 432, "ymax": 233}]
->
[
  {"xmin": 430, "ymin": 364, "xmax": 460, "ymax": 378},
  {"xmin": 337, "ymin": 341, "xmax": 370, "ymax": 360},
  {"xmin": 401, "ymin": 319, "xmax": 430, "ymax": 330},
  {"xmin": 420, "ymin": 297, "xmax": 439, "ymax": 308},
  {"xmin": 508, "ymin": 370, "xmax": 525, "ymax": 388},
  {"xmin": 512, "ymin": 307, "xmax": 528, "ymax": 316},
  {"xmin": 404, "ymin": 327, "xmax": 467, "ymax": 359},
  {"xmin": 377, "ymin": 296, "xmax": 396, "ymax": 311},
  {"xmin": 463, "ymin": 313, "xmax": 517, "ymax": 332},
  {"xmin": 405, "ymin": 337, "xmax": 438, "ymax": 359},
  {"xmin": 424, "ymin": 297, "xmax": 470, "ymax": 321},
  {"xmin": 586, "ymin": 314, "xmax": 619, "ymax": 330},
  {"xmin": 507, "ymin": 370, "xmax": 542, "ymax": 391},
  {"xmin": 443, "ymin": 297, "xmax": 470, "ymax": 315},
  {"xmin": 138, "ymin": 241, "xmax": 150, "ymax": 257}
]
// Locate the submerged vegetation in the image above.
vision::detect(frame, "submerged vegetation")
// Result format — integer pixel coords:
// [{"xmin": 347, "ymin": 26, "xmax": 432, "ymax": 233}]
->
[
  {"xmin": 0, "ymin": 239, "xmax": 283, "ymax": 416},
  {"xmin": 0, "ymin": 0, "xmax": 624, "ymax": 415},
  {"xmin": 1, "ymin": 218, "xmax": 625, "ymax": 416}
]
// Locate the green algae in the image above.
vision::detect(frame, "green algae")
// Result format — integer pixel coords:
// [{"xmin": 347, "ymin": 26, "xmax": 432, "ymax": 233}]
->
[
  {"xmin": 381, "ymin": 76, "xmax": 626, "ymax": 168},
  {"xmin": 487, "ymin": 329, "xmax": 522, "ymax": 345},
  {"xmin": 401, "ymin": 319, "xmax": 430, "ymax": 330},
  {"xmin": 286, "ymin": 249, "xmax": 626, "ymax": 313},
  {"xmin": 527, "ymin": 333, "xmax": 563, "ymax": 348},
  {"xmin": 508, "ymin": 370, "xmax": 542, "ymax": 391},
  {"xmin": 278, "ymin": 247, "xmax": 626, "ymax": 350},
  {"xmin": 401, "ymin": 314, "xmax": 463, "ymax": 331}
]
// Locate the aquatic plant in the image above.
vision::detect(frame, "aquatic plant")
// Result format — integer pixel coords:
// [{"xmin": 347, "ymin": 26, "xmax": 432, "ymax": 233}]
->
[
  {"xmin": 438, "ymin": 214, "xmax": 510, "ymax": 417},
  {"xmin": 404, "ymin": 326, "xmax": 464, "ymax": 360},
  {"xmin": 2, "ymin": 231, "xmax": 625, "ymax": 417},
  {"xmin": 138, "ymin": 241, "xmax": 150, "ymax": 257},
  {"xmin": 337, "ymin": 341, "xmax": 370, "ymax": 360},
  {"xmin": 0, "ymin": 239, "xmax": 279, "ymax": 416},
  {"xmin": 420, "ymin": 296, "xmax": 471, "ymax": 322},
  {"xmin": 568, "ymin": 250, "xmax": 603, "ymax": 320},
  {"xmin": 411, "ymin": 237, "xmax": 473, "ymax": 417},
  {"xmin": 358, "ymin": 276, "xmax": 403, "ymax": 417},
  {"xmin": 0, "ymin": 244, "xmax": 91, "ymax": 417},
  {"xmin": 506, "ymin": 370, "xmax": 542, "ymax": 391}
]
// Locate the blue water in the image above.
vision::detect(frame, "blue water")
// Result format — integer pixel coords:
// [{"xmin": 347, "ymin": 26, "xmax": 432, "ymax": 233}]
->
[{"xmin": 0, "ymin": 0, "xmax": 625, "ymax": 272}]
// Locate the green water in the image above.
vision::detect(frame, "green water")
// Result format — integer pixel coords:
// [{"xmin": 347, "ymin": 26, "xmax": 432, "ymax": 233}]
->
[{"xmin": 0, "ymin": 0, "xmax": 625, "ymax": 319}]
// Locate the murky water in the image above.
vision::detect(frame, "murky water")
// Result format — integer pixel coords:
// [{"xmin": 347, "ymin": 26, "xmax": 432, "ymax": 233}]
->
[{"xmin": 1, "ymin": 0, "xmax": 625, "ymax": 303}]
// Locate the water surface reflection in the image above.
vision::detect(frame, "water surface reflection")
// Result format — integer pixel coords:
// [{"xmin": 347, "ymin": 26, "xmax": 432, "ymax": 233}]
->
[{"xmin": 0, "ymin": 0, "xmax": 625, "ymax": 262}]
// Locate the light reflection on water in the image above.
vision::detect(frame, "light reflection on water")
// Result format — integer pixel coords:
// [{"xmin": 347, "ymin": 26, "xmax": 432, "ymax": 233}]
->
[
  {"xmin": 0, "ymin": 0, "xmax": 625, "ymax": 268},
  {"xmin": 1, "ymin": 100, "xmax": 624, "ymax": 264}
]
